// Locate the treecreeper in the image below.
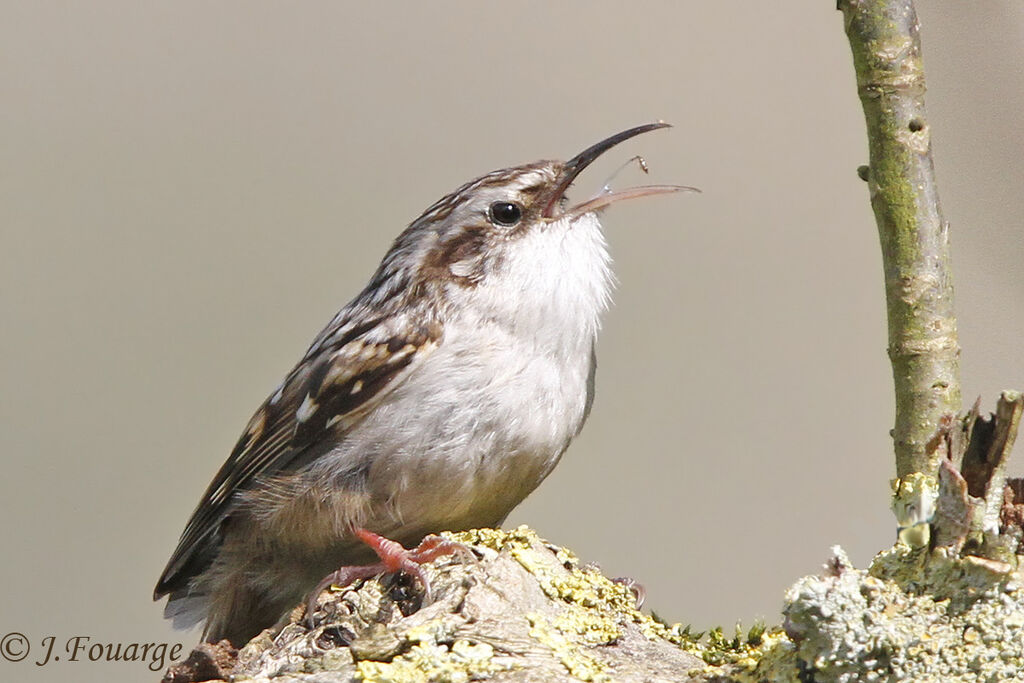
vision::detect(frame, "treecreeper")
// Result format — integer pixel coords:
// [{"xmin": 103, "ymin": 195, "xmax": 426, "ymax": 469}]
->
[{"xmin": 154, "ymin": 123, "xmax": 692, "ymax": 646}]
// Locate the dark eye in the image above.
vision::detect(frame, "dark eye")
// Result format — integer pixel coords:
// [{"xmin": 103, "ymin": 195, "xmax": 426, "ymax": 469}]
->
[{"xmin": 488, "ymin": 201, "xmax": 523, "ymax": 227}]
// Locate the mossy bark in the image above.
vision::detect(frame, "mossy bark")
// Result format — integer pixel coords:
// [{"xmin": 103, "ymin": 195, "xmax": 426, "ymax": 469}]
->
[
  {"xmin": 838, "ymin": 0, "xmax": 961, "ymax": 479},
  {"xmin": 161, "ymin": 528, "xmax": 718, "ymax": 683}
]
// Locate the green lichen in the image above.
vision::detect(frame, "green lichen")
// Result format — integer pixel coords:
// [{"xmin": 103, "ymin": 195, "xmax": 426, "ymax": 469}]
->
[
  {"xmin": 213, "ymin": 525, "xmax": 1024, "ymax": 681},
  {"xmin": 448, "ymin": 526, "xmax": 729, "ymax": 678},
  {"xmin": 666, "ymin": 542, "xmax": 1024, "ymax": 681},
  {"xmin": 355, "ymin": 635, "xmax": 507, "ymax": 683},
  {"xmin": 891, "ymin": 472, "xmax": 938, "ymax": 548},
  {"xmin": 870, "ymin": 544, "xmax": 1016, "ymax": 609},
  {"xmin": 745, "ymin": 545, "xmax": 1024, "ymax": 683},
  {"xmin": 526, "ymin": 613, "xmax": 612, "ymax": 683},
  {"xmin": 347, "ymin": 586, "xmax": 513, "ymax": 683},
  {"xmin": 450, "ymin": 526, "xmax": 681, "ymax": 643},
  {"xmin": 449, "ymin": 527, "xmax": 639, "ymax": 679},
  {"xmin": 698, "ymin": 622, "xmax": 773, "ymax": 668},
  {"xmin": 451, "ymin": 527, "xmax": 776, "ymax": 677}
]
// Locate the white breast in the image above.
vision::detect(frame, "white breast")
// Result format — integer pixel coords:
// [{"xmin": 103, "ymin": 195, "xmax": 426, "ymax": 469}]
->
[{"xmin": 327, "ymin": 213, "xmax": 613, "ymax": 536}]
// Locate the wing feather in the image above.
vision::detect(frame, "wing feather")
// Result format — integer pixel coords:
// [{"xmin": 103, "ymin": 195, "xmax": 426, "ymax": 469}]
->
[{"xmin": 154, "ymin": 314, "xmax": 441, "ymax": 598}]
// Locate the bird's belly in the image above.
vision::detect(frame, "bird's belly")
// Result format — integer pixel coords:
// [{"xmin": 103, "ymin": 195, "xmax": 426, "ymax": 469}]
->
[{"xmin": 329, "ymin": 332, "xmax": 595, "ymax": 538}]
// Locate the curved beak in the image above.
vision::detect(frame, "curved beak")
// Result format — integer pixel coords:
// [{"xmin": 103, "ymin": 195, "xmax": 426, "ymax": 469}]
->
[{"xmin": 542, "ymin": 122, "xmax": 697, "ymax": 218}]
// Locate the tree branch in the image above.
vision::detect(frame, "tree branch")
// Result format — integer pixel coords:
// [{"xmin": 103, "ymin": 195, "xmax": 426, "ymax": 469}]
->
[{"xmin": 838, "ymin": 0, "xmax": 961, "ymax": 479}]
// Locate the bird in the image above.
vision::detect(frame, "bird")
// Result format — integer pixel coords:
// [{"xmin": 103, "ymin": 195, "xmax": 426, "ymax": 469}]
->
[{"xmin": 153, "ymin": 123, "xmax": 689, "ymax": 646}]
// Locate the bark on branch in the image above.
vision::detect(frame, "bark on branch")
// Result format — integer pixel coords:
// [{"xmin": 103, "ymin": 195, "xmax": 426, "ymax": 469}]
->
[
  {"xmin": 161, "ymin": 529, "xmax": 723, "ymax": 683},
  {"xmin": 839, "ymin": 0, "xmax": 961, "ymax": 479}
]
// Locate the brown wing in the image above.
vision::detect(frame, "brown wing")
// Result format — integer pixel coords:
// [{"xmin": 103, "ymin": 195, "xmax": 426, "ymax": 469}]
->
[{"xmin": 154, "ymin": 316, "xmax": 441, "ymax": 598}]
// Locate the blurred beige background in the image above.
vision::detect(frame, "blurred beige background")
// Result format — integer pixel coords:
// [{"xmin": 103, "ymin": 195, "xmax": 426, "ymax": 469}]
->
[{"xmin": 2, "ymin": 2, "xmax": 1022, "ymax": 681}]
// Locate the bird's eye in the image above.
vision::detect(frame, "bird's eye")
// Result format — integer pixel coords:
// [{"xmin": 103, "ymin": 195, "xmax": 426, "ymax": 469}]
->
[{"xmin": 488, "ymin": 201, "xmax": 523, "ymax": 227}]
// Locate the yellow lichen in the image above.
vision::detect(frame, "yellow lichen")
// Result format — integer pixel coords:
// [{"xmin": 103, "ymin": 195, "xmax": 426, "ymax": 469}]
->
[
  {"xmin": 527, "ymin": 613, "xmax": 611, "ymax": 683},
  {"xmin": 447, "ymin": 526, "xmax": 710, "ymax": 677},
  {"xmin": 355, "ymin": 637, "xmax": 507, "ymax": 683}
]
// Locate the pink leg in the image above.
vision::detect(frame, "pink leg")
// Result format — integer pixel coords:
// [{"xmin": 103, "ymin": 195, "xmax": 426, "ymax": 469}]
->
[{"xmin": 356, "ymin": 530, "xmax": 473, "ymax": 571}]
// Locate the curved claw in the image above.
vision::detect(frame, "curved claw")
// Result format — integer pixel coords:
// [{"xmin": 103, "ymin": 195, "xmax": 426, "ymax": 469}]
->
[{"xmin": 305, "ymin": 564, "xmax": 383, "ymax": 628}]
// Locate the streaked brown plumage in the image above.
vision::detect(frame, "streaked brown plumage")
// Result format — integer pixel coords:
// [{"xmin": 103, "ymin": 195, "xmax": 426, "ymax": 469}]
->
[{"xmin": 154, "ymin": 123, "xmax": 689, "ymax": 645}]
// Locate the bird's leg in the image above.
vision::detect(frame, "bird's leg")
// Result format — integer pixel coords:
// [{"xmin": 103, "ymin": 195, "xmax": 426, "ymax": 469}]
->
[
  {"xmin": 305, "ymin": 528, "xmax": 473, "ymax": 627},
  {"xmin": 352, "ymin": 528, "xmax": 476, "ymax": 599}
]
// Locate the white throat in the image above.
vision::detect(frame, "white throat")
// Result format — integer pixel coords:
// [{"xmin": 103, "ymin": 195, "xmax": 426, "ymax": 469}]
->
[{"xmin": 458, "ymin": 212, "xmax": 613, "ymax": 359}]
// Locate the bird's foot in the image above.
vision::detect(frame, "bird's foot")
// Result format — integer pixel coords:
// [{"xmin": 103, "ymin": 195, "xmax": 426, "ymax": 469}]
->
[
  {"xmin": 354, "ymin": 528, "xmax": 474, "ymax": 591},
  {"xmin": 305, "ymin": 529, "xmax": 473, "ymax": 627}
]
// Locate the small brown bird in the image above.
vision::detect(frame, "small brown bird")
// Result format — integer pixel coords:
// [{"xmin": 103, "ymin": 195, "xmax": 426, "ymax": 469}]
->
[{"xmin": 154, "ymin": 123, "xmax": 689, "ymax": 646}]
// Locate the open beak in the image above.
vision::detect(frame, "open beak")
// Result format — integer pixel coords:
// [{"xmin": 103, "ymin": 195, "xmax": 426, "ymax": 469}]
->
[{"xmin": 542, "ymin": 122, "xmax": 698, "ymax": 219}]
